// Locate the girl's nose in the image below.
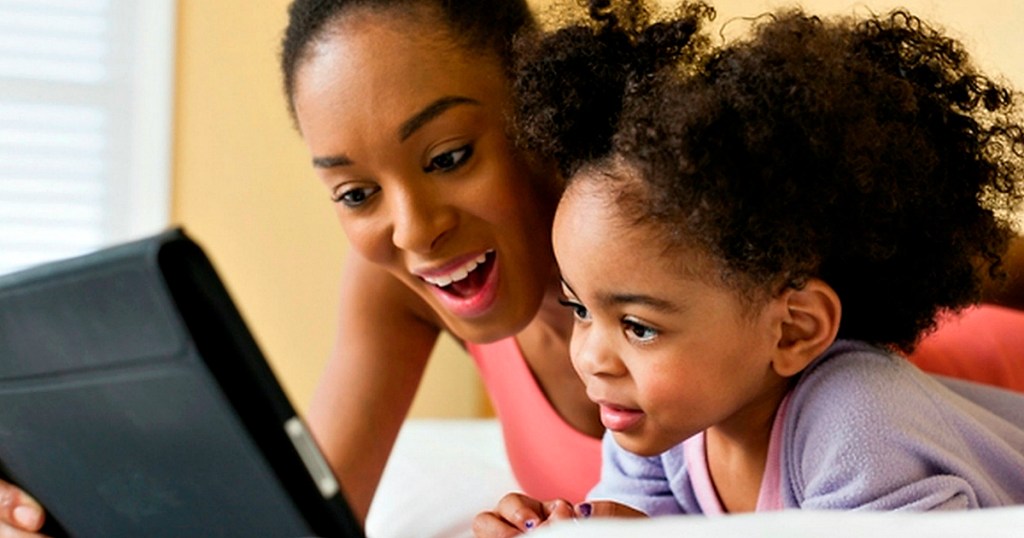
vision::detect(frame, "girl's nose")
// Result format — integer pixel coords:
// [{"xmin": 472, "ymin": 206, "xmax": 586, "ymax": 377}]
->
[
  {"xmin": 389, "ymin": 187, "xmax": 457, "ymax": 254},
  {"xmin": 572, "ymin": 328, "xmax": 626, "ymax": 379}
]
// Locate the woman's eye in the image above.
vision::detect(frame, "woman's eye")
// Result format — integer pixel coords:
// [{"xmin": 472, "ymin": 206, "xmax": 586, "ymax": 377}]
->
[
  {"xmin": 424, "ymin": 144, "xmax": 473, "ymax": 173},
  {"xmin": 623, "ymin": 319, "xmax": 657, "ymax": 343},
  {"xmin": 332, "ymin": 186, "xmax": 379, "ymax": 208},
  {"xmin": 558, "ymin": 298, "xmax": 590, "ymax": 321}
]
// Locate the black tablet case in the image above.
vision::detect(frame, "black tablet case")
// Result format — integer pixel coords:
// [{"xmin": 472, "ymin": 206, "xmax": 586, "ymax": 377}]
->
[{"xmin": 0, "ymin": 229, "xmax": 364, "ymax": 538}]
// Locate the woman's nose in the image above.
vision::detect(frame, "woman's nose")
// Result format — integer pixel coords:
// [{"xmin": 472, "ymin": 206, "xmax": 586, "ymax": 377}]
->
[{"xmin": 389, "ymin": 186, "xmax": 457, "ymax": 254}]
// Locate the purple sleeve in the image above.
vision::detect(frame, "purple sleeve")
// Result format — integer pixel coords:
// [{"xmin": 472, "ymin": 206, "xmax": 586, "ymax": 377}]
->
[
  {"xmin": 784, "ymin": 342, "xmax": 1024, "ymax": 509},
  {"xmin": 587, "ymin": 431, "xmax": 685, "ymax": 516}
]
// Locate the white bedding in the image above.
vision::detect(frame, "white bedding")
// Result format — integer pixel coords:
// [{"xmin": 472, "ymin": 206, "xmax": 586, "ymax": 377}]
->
[
  {"xmin": 366, "ymin": 419, "xmax": 519, "ymax": 538},
  {"xmin": 365, "ymin": 419, "xmax": 1024, "ymax": 538}
]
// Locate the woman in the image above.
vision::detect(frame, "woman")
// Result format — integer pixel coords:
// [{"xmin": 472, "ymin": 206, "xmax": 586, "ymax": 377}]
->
[
  {"xmin": 2, "ymin": 0, "xmax": 1022, "ymax": 534},
  {"xmin": 280, "ymin": 0, "xmax": 598, "ymax": 522}
]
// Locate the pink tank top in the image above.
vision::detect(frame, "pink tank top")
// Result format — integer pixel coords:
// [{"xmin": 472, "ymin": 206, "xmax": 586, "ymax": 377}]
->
[{"xmin": 467, "ymin": 337, "xmax": 601, "ymax": 502}]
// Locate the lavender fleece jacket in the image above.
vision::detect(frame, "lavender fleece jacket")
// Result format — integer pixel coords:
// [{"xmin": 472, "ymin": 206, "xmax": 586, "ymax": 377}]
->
[{"xmin": 589, "ymin": 340, "xmax": 1024, "ymax": 514}]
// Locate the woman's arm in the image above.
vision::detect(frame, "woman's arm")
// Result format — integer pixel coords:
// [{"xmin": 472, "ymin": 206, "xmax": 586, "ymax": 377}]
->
[{"xmin": 305, "ymin": 252, "xmax": 442, "ymax": 524}]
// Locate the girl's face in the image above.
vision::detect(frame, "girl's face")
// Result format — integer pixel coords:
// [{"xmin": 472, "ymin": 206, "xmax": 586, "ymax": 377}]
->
[
  {"xmin": 292, "ymin": 10, "xmax": 561, "ymax": 343},
  {"xmin": 552, "ymin": 177, "xmax": 790, "ymax": 456}
]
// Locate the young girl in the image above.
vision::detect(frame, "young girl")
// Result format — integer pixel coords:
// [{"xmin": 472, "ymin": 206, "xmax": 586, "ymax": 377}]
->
[{"xmin": 476, "ymin": 2, "xmax": 1024, "ymax": 533}]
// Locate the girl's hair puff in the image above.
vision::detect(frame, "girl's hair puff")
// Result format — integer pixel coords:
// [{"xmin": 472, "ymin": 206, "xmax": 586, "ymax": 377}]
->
[
  {"xmin": 511, "ymin": 0, "xmax": 714, "ymax": 178},
  {"xmin": 516, "ymin": 3, "xmax": 1024, "ymax": 352}
]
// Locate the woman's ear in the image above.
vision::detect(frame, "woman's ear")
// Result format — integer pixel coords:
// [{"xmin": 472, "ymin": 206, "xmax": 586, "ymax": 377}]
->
[{"xmin": 771, "ymin": 279, "xmax": 841, "ymax": 377}]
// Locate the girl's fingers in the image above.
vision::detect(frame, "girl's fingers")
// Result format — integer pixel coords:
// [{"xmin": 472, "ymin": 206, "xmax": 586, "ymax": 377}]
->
[
  {"xmin": 574, "ymin": 500, "xmax": 647, "ymax": 519},
  {"xmin": 494, "ymin": 493, "xmax": 546, "ymax": 532},
  {"xmin": 472, "ymin": 510, "xmax": 527, "ymax": 538},
  {"xmin": 540, "ymin": 499, "xmax": 575, "ymax": 522}
]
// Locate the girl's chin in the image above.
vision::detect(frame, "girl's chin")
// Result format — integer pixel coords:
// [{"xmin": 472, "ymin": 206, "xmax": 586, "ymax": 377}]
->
[{"xmin": 612, "ymin": 431, "xmax": 680, "ymax": 458}]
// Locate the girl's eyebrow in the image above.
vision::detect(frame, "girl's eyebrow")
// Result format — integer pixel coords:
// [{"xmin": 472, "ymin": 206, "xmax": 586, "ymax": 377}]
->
[
  {"xmin": 602, "ymin": 292, "xmax": 680, "ymax": 313},
  {"xmin": 561, "ymin": 279, "xmax": 680, "ymax": 312},
  {"xmin": 310, "ymin": 95, "xmax": 481, "ymax": 169}
]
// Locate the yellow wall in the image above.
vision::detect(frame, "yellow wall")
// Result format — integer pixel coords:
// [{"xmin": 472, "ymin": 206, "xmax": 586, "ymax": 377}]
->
[
  {"xmin": 685, "ymin": 0, "xmax": 1024, "ymax": 87},
  {"xmin": 171, "ymin": 0, "xmax": 1023, "ymax": 419}
]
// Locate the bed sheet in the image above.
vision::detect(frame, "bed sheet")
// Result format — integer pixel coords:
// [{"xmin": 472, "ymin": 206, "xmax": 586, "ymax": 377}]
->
[
  {"xmin": 365, "ymin": 419, "xmax": 519, "ymax": 538},
  {"xmin": 531, "ymin": 506, "xmax": 1024, "ymax": 537}
]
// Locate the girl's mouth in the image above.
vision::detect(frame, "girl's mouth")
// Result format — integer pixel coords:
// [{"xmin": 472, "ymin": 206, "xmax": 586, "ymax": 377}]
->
[{"xmin": 599, "ymin": 403, "xmax": 645, "ymax": 432}]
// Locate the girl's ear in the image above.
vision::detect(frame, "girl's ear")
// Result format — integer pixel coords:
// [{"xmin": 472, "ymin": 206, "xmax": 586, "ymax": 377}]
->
[{"xmin": 771, "ymin": 279, "xmax": 841, "ymax": 378}]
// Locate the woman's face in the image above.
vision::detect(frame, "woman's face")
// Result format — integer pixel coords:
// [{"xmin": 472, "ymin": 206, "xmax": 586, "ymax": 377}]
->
[{"xmin": 292, "ymin": 10, "xmax": 561, "ymax": 343}]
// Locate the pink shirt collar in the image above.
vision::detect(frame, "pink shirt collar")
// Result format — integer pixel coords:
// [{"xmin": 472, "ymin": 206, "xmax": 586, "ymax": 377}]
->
[{"xmin": 684, "ymin": 393, "xmax": 791, "ymax": 513}]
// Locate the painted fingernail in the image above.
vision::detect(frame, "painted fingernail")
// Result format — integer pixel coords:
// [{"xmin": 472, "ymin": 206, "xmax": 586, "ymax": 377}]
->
[
  {"xmin": 524, "ymin": 519, "xmax": 537, "ymax": 531},
  {"xmin": 14, "ymin": 505, "xmax": 41, "ymax": 529},
  {"xmin": 577, "ymin": 502, "xmax": 592, "ymax": 518}
]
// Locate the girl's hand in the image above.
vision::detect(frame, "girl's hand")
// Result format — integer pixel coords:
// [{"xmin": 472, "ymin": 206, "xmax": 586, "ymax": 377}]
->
[
  {"xmin": 472, "ymin": 493, "xmax": 647, "ymax": 536},
  {"xmin": 473, "ymin": 493, "xmax": 576, "ymax": 536},
  {"xmin": 573, "ymin": 499, "xmax": 647, "ymax": 519},
  {"xmin": 0, "ymin": 480, "xmax": 48, "ymax": 537}
]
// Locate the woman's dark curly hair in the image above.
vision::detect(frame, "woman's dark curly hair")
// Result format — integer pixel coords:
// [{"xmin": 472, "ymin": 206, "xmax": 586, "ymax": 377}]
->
[{"xmin": 514, "ymin": 1, "xmax": 1024, "ymax": 352}]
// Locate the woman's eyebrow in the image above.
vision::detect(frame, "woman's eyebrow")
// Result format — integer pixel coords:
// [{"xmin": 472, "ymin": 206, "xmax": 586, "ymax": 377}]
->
[
  {"xmin": 398, "ymin": 96, "xmax": 480, "ymax": 141},
  {"xmin": 312, "ymin": 154, "xmax": 353, "ymax": 168},
  {"xmin": 310, "ymin": 96, "xmax": 481, "ymax": 169}
]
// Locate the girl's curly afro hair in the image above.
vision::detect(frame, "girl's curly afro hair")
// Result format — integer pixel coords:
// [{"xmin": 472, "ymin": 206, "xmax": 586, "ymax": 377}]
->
[{"xmin": 514, "ymin": 1, "xmax": 1024, "ymax": 352}]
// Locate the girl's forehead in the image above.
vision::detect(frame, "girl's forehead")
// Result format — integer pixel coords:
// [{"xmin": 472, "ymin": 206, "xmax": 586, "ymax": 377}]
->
[
  {"xmin": 559, "ymin": 178, "xmax": 620, "ymax": 221},
  {"xmin": 555, "ymin": 178, "xmax": 642, "ymax": 252},
  {"xmin": 560, "ymin": 165, "xmax": 640, "ymax": 219},
  {"xmin": 556, "ymin": 174, "xmax": 717, "ymax": 276}
]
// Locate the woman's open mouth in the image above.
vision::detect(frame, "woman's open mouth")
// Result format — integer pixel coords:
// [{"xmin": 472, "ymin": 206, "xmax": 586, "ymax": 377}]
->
[{"xmin": 420, "ymin": 251, "xmax": 499, "ymax": 317}]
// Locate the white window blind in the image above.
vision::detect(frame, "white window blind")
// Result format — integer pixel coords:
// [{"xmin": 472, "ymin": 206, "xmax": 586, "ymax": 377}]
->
[{"xmin": 0, "ymin": 0, "xmax": 175, "ymax": 275}]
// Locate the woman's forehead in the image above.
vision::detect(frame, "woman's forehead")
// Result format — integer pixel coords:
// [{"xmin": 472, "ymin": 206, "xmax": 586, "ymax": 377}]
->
[
  {"xmin": 319, "ymin": 3, "xmax": 465, "ymax": 58},
  {"xmin": 300, "ymin": 10, "xmax": 502, "ymax": 96},
  {"xmin": 292, "ymin": 13, "xmax": 507, "ymax": 141}
]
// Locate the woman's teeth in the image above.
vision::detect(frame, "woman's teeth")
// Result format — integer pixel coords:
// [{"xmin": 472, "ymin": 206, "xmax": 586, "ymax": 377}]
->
[{"xmin": 423, "ymin": 252, "xmax": 488, "ymax": 287}]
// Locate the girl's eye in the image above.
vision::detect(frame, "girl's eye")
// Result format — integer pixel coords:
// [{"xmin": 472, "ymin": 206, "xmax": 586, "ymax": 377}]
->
[
  {"xmin": 423, "ymin": 144, "xmax": 474, "ymax": 173},
  {"xmin": 332, "ymin": 185, "xmax": 379, "ymax": 208},
  {"xmin": 558, "ymin": 298, "xmax": 590, "ymax": 322},
  {"xmin": 623, "ymin": 319, "xmax": 658, "ymax": 343}
]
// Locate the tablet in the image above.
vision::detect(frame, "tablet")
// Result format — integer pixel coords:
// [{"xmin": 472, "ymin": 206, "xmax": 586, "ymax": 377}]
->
[{"xmin": 0, "ymin": 228, "xmax": 364, "ymax": 538}]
